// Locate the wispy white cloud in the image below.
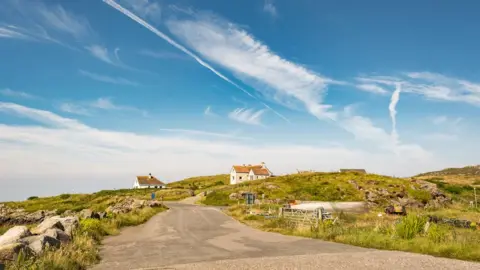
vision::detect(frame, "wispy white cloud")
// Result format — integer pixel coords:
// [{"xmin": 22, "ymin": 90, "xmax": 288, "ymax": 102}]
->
[
  {"xmin": 423, "ymin": 133, "xmax": 458, "ymax": 142},
  {"xmin": 118, "ymin": 0, "xmax": 162, "ymax": 23},
  {"xmin": 263, "ymin": 0, "xmax": 278, "ymax": 17},
  {"xmin": 79, "ymin": 70, "xmax": 139, "ymax": 86},
  {"xmin": 59, "ymin": 98, "xmax": 147, "ymax": 117},
  {"xmin": 359, "ymin": 72, "xmax": 480, "ymax": 106},
  {"xmin": 204, "ymin": 106, "xmax": 217, "ymax": 117},
  {"xmin": 356, "ymin": 84, "xmax": 388, "ymax": 94},
  {"xmin": 158, "ymin": 128, "xmax": 250, "ymax": 140},
  {"xmin": 138, "ymin": 49, "xmax": 189, "ymax": 60},
  {"xmin": 59, "ymin": 103, "xmax": 92, "ymax": 116},
  {"xmin": 102, "ymin": 0, "xmax": 289, "ymax": 122},
  {"xmin": 166, "ymin": 12, "xmax": 338, "ymax": 120},
  {"xmin": 1, "ymin": 0, "xmax": 94, "ymax": 47},
  {"xmin": 105, "ymin": 1, "xmax": 429, "ymax": 159},
  {"xmin": 228, "ymin": 108, "xmax": 265, "ymax": 126},
  {"xmin": 432, "ymin": 116, "xmax": 448, "ymax": 125},
  {"xmin": 37, "ymin": 4, "xmax": 93, "ymax": 41},
  {"xmin": 0, "ymin": 88, "xmax": 36, "ymax": 99},
  {"xmin": 0, "ymin": 26, "xmax": 30, "ymax": 40},
  {"xmin": 389, "ymin": 83, "xmax": 401, "ymax": 144},
  {"xmin": 85, "ymin": 45, "xmax": 117, "ymax": 65}
]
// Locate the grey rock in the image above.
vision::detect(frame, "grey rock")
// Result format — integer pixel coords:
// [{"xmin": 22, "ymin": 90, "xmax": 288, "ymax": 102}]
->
[
  {"xmin": 50, "ymin": 216, "xmax": 79, "ymax": 236},
  {"xmin": 79, "ymin": 209, "xmax": 94, "ymax": 219},
  {"xmin": 98, "ymin": 212, "xmax": 107, "ymax": 219},
  {"xmin": 43, "ymin": 228, "xmax": 71, "ymax": 244},
  {"xmin": 147, "ymin": 200, "xmax": 162, "ymax": 208},
  {"xmin": 0, "ymin": 226, "xmax": 31, "ymax": 246},
  {"xmin": 0, "ymin": 243, "xmax": 32, "ymax": 263},
  {"xmin": 20, "ymin": 235, "xmax": 60, "ymax": 255},
  {"xmin": 31, "ymin": 217, "xmax": 65, "ymax": 235}
]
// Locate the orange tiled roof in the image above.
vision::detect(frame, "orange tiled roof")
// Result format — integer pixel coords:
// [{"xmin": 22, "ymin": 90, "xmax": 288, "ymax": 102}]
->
[
  {"xmin": 233, "ymin": 164, "xmax": 263, "ymax": 173},
  {"xmin": 251, "ymin": 168, "xmax": 270, "ymax": 175},
  {"xmin": 137, "ymin": 176, "xmax": 165, "ymax": 185}
]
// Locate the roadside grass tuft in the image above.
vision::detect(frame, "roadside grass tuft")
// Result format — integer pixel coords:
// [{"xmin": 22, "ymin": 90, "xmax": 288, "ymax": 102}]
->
[{"xmin": 5, "ymin": 206, "xmax": 166, "ymax": 269}]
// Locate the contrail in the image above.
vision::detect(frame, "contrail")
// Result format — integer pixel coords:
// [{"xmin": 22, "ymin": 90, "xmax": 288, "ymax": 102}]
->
[
  {"xmin": 102, "ymin": 0, "xmax": 289, "ymax": 122},
  {"xmin": 389, "ymin": 83, "xmax": 401, "ymax": 144}
]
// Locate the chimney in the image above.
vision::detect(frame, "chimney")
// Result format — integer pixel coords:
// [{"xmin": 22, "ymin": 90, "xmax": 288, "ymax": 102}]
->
[
  {"xmin": 261, "ymin": 162, "xmax": 265, "ymax": 168},
  {"xmin": 243, "ymin": 164, "xmax": 246, "ymax": 166},
  {"xmin": 149, "ymin": 173, "xmax": 152, "ymax": 179}
]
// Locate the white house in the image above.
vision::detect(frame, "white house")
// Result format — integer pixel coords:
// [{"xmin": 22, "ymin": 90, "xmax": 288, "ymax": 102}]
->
[
  {"xmin": 230, "ymin": 162, "xmax": 273, "ymax": 185},
  {"xmin": 133, "ymin": 173, "xmax": 166, "ymax": 189}
]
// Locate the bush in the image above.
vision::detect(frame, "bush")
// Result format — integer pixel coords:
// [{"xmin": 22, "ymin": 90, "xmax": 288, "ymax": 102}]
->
[
  {"xmin": 58, "ymin": 194, "xmax": 71, "ymax": 199},
  {"xmin": 27, "ymin": 196, "xmax": 39, "ymax": 200},
  {"xmin": 408, "ymin": 189, "xmax": 432, "ymax": 204},
  {"xmin": 444, "ymin": 185, "xmax": 473, "ymax": 194},
  {"xmin": 203, "ymin": 192, "xmax": 231, "ymax": 206},
  {"xmin": 79, "ymin": 219, "xmax": 106, "ymax": 241},
  {"xmin": 395, "ymin": 214, "xmax": 427, "ymax": 239}
]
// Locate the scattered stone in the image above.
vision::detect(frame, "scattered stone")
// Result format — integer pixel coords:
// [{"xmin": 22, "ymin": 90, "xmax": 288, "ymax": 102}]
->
[
  {"xmin": 20, "ymin": 235, "xmax": 60, "ymax": 255},
  {"xmin": 98, "ymin": 212, "xmax": 107, "ymax": 219},
  {"xmin": 0, "ymin": 243, "xmax": 32, "ymax": 262},
  {"xmin": 265, "ymin": 183, "xmax": 279, "ymax": 190},
  {"xmin": 43, "ymin": 228, "xmax": 71, "ymax": 244},
  {"xmin": 229, "ymin": 193, "xmax": 240, "ymax": 200},
  {"xmin": 31, "ymin": 217, "xmax": 65, "ymax": 235},
  {"xmin": 50, "ymin": 216, "xmax": 79, "ymax": 237},
  {"xmin": 367, "ymin": 180, "xmax": 380, "ymax": 185},
  {"xmin": 0, "ymin": 226, "xmax": 31, "ymax": 246},
  {"xmin": 147, "ymin": 201, "xmax": 162, "ymax": 208},
  {"xmin": 79, "ymin": 209, "xmax": 94, "ymax": 219},
  {"xmin": 62, "ymin": 210, "xmax": 74, "ymax": 217}
]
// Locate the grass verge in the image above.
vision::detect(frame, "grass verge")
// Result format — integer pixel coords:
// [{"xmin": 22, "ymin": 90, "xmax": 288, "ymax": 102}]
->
[
  {"xmin": 5, "ymin": 206, "xmax": 167, "ymax": 270},
  {"xmin": 226, "ymin": 205, "xmax": 480, "ymax": 262}
]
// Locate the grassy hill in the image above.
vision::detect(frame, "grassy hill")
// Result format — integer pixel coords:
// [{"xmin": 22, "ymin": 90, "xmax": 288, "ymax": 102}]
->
[
  {"xmin": 415, "ymin": 165, "xmax": 480, "ymax": 186},
  {"xmin": 170, "ymin": 172, "xmax": 450, "ymax": 207},
  {"xmin": 3, "ymin": 188, "xmax": 191, "ymax": 213}
]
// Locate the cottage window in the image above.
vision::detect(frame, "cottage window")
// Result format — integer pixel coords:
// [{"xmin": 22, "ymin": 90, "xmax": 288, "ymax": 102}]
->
[{"xmin": 239, "ymin": 176, "xmax": 242, "ymax": 180}]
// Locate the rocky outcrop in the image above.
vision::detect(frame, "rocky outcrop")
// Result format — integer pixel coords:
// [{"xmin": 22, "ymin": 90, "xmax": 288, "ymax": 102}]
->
[
  {"xmin": 30, "ymin": 218, "xmax": 65, "ymax": 235},
  {"xmin": 356, "ymin": 178, "xmax": 451, "ymax": 208},
  {"xmin": 0, "ymin": 216, "xmax": 76, "ymax": 264},
  {"xmin": 0, "ymin": 243, "xmax": 32, "ymax": 262},
  {"xmin": 0, "ymin": 207, "xmax": 58, "ymax": 225},
  {"xmin": 19, "ymin": 235, "xmax": 60, "ymax": 255},
  {"xmin": 0, "ymin": 226, "xmax": 31, "ymax": 246},
  {"xmin": 106, "ymin": 197, "xmax": 163, "ymax": 214}
]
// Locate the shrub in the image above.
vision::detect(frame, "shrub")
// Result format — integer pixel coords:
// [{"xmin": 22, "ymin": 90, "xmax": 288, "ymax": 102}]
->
[
  {"xmin": 27, "ymin": 196, "xmax": 39, "ymax": 200},
  {"xmin": 79, "ymin": 219, "xmax": 106, "ymax": 241},
  {"xmin": 203, "ymin": 192, "xmax": 231, "ymax": 206},
  {"xmin": 395, "ymin": 214, "xmax": 427, "ymax": 239},
  {"xmin": 58, "ymin": 194, "xmax": 71, "ymax": 200},
  {"xmin": 408, "ymin": 189, "xmax": 432, "ymax": 204},
  {"xmin": 444, "ymin": 185, "xmax": 473, "ymax": 194}
]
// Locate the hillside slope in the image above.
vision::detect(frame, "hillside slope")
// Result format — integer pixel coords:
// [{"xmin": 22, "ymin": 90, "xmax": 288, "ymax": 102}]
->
[
  {"xmin": 416, "ymin": 165, "xmax": 480, "ymax": 186},
  {"xmin": 172, "ymin": 172, "xmax": 451, "ymax": 208}
]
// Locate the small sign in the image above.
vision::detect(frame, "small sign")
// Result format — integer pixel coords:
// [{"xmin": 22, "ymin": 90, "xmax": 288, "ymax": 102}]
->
[
  {"xmin": 245, "ymin": 193, "xmax": 255, "ymax": 205},
  {"xmin": 151, "ymin": 192, "xmax": 156, "ymax": 200}
]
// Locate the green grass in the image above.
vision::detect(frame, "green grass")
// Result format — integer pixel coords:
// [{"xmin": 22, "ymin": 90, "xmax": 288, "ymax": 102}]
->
[
  {"xmin": 3, "ymin": 188, "xmax": 190, "ymax": 214},
  {"xmin": 193, "ymin": 172, "xmax": 417, "ymax": 206},
  {"xmin": 6, "ymin": 206, "xmax": 167, "ymax": 270},
  {"xmin": 167, "ymin": 174, "xmax": 229, "ymax": 191},
  {"xmin": 227, "ymin": 205, "xmax": 480, "ymax": 261}
]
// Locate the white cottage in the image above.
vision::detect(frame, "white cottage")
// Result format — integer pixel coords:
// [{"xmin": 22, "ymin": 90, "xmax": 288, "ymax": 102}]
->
[
  {"xmin": 230, "ymin": 162, "xmax": 272, "ymax": 185},
  {"xmin": 133, "ymin": 173, "xmax": 166, "ymax": 189}
]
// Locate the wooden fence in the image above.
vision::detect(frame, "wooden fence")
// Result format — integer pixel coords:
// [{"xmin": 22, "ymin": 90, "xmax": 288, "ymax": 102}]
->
[{"xmin": 279, "ymin": 207, "xmax": 332, "ymax": 226}]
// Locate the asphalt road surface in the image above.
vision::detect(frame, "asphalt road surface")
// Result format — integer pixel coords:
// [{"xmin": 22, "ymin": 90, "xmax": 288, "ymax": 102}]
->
[{"xmin": 91, "ymin": 203, "xmax": 480, "ymax": 270}]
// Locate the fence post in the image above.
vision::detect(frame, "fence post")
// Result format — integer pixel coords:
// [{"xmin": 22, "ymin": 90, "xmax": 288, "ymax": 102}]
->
[
  {"xmin": 279, "ymin": 207, "xmax": 283, "ymax": 217},
  {"xmin": 475, "ymin": 186, "xmax": 478, "ymax": 208}
]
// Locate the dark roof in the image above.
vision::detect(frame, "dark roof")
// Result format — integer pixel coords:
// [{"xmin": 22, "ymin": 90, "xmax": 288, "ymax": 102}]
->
[
  {"xmin": 136, "ymin": 176, "xmax": 165, "ymax": 185},
  {"xmin": 340, "ymin": 169, "xmax": 367, "ymax": 174}
]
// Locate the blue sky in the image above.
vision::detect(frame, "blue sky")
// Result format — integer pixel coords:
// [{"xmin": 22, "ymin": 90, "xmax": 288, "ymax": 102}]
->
[{"xmin": 1, "ymin": 0, "xmax": 479, "ymax": 201}]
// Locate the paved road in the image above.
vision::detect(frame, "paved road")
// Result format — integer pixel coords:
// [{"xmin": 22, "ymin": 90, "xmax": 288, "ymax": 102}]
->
[{"xmin": 92, "ymin": 203, "xmax": 479, "ymax": 270}]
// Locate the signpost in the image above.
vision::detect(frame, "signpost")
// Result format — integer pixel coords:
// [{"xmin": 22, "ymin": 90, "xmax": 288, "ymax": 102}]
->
[{"xmin": 151, "ymin": 192, "xmax": 156, "ymax": 200}]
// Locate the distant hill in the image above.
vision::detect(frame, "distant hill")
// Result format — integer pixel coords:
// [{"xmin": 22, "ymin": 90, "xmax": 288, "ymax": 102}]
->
[
  {"xmin": 417, "ymin": 165, "xmax": 480, "ymax": 177},
  {"xmin": 415, "ymin": 165, "xmax": 480, "ymax": 186}
]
